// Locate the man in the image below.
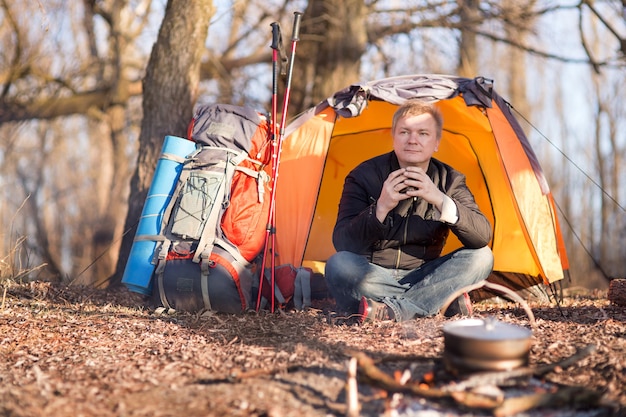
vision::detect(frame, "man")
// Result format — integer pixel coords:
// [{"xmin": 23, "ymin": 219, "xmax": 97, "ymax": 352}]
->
[{"xmin": 325, "ymin": 99, "xmax": 494, "ymax": 322}]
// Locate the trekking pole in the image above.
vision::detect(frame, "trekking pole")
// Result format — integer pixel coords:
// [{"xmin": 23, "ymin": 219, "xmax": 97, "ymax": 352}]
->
[
  {"xmin": 256, "ymin": 20, "xmax": 284, "ymax": 312},
  {"xmin": 256, "ymin": 11, "xmax": 303, "ymax": 312}
]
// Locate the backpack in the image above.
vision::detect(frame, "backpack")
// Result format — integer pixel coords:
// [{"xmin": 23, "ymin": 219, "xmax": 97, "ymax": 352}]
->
[{"xmin": 152, "ymin": 103, "xmax": 272, "ymax": 311}]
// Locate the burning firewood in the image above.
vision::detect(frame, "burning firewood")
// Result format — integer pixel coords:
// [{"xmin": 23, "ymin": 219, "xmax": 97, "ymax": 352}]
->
[
  {"xmin": 349, "ymin": 344, "xmax": 606, "ymax": 415},
  {"xmin": 348, "ymin": 350, "xmax": 448, "ymax": 399}
]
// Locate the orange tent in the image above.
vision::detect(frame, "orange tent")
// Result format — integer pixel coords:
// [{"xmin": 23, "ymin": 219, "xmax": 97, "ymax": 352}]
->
[{"xmin": 273, "ymin": 75, "xmax": 568, "ymax": 293}]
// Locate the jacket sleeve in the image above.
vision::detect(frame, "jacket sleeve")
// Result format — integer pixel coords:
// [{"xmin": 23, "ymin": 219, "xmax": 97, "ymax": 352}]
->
[
  {"xmin": 332, "ymin": 170, "xmax": 389, "ymax": 253},
  {"xmin": 446, "ymin": 174, "xmax": 493, "ymax": 248}
]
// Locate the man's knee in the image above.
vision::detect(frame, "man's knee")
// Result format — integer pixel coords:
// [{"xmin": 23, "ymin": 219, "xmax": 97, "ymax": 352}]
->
[
  {"xmin": 466, "ymin": 246, "xmax": 494, "ymax": 278},
  {"xmin": 325, "ymin": 251, "xmax": 358, "ymax": 279},
  {"xmin": 474, "ymin": 246, "xmax": 494, "ymax": 269}
]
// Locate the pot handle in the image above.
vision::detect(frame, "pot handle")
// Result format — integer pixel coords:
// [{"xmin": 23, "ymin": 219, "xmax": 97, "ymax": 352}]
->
[{"xmin": 439, "ymin": 280, "xmax": 536, "ymax": 327}]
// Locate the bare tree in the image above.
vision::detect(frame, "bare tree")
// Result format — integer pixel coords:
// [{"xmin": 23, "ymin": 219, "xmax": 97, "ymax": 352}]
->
[
  {"xmin": 112, "ymin": 0, "xmax": 214, "ymax": 286},
  {"xmin": 589, "ymin": 41, "xmax": 625, "ymax": 280},
  {"xmin": 0, "ymin": 0, "xmax": 151, "ymax": 284}
]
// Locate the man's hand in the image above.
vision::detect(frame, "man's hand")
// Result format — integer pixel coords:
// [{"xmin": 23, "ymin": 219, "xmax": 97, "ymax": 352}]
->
[
  {"xmin": 375, "ymin": 168, "xmax": 413, "ymax": 222},
  {"xmin": 401, "ymin": 166, "xmax": 445, "ymax": 211},
  {"xmin": 376, "ymin": 167, "xmax": 447, "ymax": 223}
]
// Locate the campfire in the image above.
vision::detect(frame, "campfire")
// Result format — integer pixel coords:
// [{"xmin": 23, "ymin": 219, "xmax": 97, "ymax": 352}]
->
[
  {"xmin": 345, "ymin": 283, "xmax": 617, "ymax": 417},
  {"xmin": 346, "ymin": 342, "xmax": 611, "ymax": 416}
]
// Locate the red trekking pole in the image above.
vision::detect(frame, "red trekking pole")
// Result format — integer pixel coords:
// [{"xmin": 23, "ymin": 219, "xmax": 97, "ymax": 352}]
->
[{"xmin": 257, "ymin": 11, "xmax": 303, "ymax": 312}]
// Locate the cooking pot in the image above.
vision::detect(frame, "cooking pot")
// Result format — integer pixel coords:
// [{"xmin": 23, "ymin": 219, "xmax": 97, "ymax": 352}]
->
[
  {"xmin": 442, "ymin": 317, "xmax": 532, "ymax": 373},
  {"xmin": 439, "ymin": 281, "xmax": 536, "ymax": 373}
]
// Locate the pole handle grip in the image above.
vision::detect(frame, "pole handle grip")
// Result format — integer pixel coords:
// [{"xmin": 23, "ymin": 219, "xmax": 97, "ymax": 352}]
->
[
  {"xmin": 291, "ymin": 12, "xmax": 303, "ymax": 41},
  {"xmin": 270, "ymin": 22, "xmax": 281, "ymax": 50}
]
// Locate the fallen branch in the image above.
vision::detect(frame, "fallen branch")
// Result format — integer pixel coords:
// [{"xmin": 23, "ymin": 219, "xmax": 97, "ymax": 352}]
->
[
  {"xmin": 346, "ymin": 357, "xmax": 359, "ymax": 417},
  {"xmin": 493, "ymin": 385, "xmax": 604, "ymax": 417},
  {"xmin": 533, "ymin": 344, "xmax": 597, "ymax": 377}
]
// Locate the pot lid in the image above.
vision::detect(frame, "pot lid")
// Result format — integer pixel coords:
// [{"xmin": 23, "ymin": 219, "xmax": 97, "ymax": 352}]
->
[{"xmin": 443, "ymin": 317, "xmax": 532, "ymax": 341}]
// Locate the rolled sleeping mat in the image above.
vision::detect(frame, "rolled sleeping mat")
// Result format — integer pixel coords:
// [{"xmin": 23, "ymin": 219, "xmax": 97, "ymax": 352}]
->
[{"xmin": 122, "ymin": 135, "xmax": 197, "ymax": 295}]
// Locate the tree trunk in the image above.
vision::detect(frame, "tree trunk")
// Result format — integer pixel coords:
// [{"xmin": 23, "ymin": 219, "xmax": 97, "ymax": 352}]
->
[
  {"xmin": 457, "ymin": 0, "xmax": 479, "ymax": 77},
  {"xmin": 289, "ymin": 0, "xmax": 369, "ymax": 114},
  {"xmin": 90, "ymin": 104, "xmax": 130, "ymax": 286},
  {"xmin": 111, "ymin": 0, "xmax": 214, "ymax": 287}
]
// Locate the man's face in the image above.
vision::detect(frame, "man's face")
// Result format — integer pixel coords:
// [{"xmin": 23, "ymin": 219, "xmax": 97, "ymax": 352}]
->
[{"xmin": 392, "ymin": 112, "xmax": 440, "ymax": 169}]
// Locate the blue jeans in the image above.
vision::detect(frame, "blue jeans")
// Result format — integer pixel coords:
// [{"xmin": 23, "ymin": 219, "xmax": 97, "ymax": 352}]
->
[{"xmin": 324, "ymin": 246, "xmax": 494, "ymax": 321}]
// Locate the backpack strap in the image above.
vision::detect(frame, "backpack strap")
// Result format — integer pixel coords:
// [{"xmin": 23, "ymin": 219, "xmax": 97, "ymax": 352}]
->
[
  {"xmin": 193, "ymin": 149, "xmax": 250, "ymax": 263},
  {"xmin": 150, "ymin": 151, "xmax": 203, "ymax": 306},
  {"xmin": 152, "ymin": 150, "xmax": 199, "ymax": 271},
  {"xmin": 293, "ymin": 268, "xmax": 312, "ymax": 310},
  {"xmin": 156, "ymin": 268, "xmax": 173, "ymax": 310},
  {"xmin": 259, "ymin": 266, "xmax": 290, "ymax": 309},
  {"xmin": 160, "ymin": 152, "xmax": 190, "ymax": 165},
  {"xmin": 200, "ymin": 257, "xmax": 213, "ymax": 310},
  {"xmin": 191, "ymin": 175, "xmax": 227, "ymax": 264},
  {"xmin": 258, "ymin": 273, "xmax": 287, "ymax": 310},
  {"xmin": 235, "ymin": 165, "xmax": 270, "ymax": 204}
]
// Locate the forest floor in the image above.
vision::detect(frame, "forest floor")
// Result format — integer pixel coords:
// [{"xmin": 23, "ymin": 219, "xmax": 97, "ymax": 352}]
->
[{"xmin": 0, "ymin": 280, "xmax": 624, "ymax": 417}]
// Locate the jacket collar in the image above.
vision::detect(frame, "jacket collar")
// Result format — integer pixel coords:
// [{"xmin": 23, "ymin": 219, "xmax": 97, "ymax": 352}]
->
[{"xmin": 389, "ymin": 151, "xmax": 438, "ymax": 176}]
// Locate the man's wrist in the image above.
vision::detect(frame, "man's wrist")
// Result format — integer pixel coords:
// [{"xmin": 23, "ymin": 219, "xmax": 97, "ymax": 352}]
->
[
  {"xmin": 375, "ymin": 201, "xmax": 391, "ymax": 224},
  {"xmin": 439, "ymin": 194, "xmax": 459, "ymax": 224}
]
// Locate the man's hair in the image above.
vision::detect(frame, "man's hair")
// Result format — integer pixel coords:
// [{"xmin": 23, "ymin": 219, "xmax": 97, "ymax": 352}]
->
[{"xmin": 391, "ymin": 100, "xmax": 443, "ymax": 139}]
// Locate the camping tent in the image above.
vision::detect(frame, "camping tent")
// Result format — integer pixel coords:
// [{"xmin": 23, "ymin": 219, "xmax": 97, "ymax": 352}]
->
[{"xmin": 273, "ymin": 74, "xmax": 569, "ymax": 295}]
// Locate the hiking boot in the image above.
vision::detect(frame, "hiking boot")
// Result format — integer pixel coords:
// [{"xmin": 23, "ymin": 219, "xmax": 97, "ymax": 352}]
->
[
  {"xmin": 444, "ymin": 292, "xmax": 473, "ymax": 317},
  {"xmin": 358, "ymin": 296, "xmax": 395, "ymax": 323}
]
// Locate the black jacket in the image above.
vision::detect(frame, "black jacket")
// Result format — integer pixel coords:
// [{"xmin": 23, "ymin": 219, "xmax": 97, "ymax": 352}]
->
[{"xmin": 332, "ymin": 152, "xmax": 492, "ymax": 269}]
